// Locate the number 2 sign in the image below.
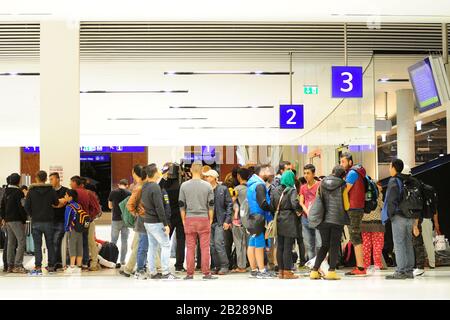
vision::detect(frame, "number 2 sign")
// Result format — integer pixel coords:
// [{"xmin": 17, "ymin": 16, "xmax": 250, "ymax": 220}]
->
[
  {"xmin": 280, "ymin": 104, "xmax": 304, "ymax": 129},
  {"xmin": 331, "ymin": 66, "xmax": 363, "ymax": 98}
]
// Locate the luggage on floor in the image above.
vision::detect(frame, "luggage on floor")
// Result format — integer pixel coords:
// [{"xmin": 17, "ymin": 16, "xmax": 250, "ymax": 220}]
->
[
  {"xmin": 435, "ymin": 235, "xmax": 449, "ymax": 252},
  {"xmin": 436, "ymin": 249, "xmax": 450, "ymax": 267},
  {"xmin": 98, "ymin": 241, "xmax": 119, "ymax": 264}
]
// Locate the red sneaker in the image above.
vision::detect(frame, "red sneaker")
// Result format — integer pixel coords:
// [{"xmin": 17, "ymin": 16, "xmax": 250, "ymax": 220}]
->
[{"xmin": 345, "ymin": 268, "xmax": 367, "ymax": 277}]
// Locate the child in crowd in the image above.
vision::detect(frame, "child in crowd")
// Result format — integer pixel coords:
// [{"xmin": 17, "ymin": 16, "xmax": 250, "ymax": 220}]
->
[{"xmin": 64, "ymin": 189, "xmax": 84, "ymax": 275}]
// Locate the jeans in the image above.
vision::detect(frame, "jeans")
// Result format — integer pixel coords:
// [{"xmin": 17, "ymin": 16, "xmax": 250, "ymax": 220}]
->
[
  {"xmin": 301, "ymin": 215, "xmax": 322, "ymax": 260},
  {"xmin": 185, "ymin": 217, "xmax": 211, "ymax": 276},
  {"xmin": 5, "ymin": 222, "xmax": 26, "ymax": 267},
  {"xmin": 277, "ymin": 235, "xmax": 295, "ymax": 271},
  {"xmin": 224, "ymin": 229, "xmax": 234, "ymax": 269},
  {"xmin": 314, "ymin": 223, "xmax": 343, "ymax": 271},
  {"xmin": 53, "ymin": 222, "xmax": 65, "ymax": 267},
  {"xmin": 144, "ymin": 223, "xmax": 170, "ymax": 275},
  {"xmin": 169, "ymin": 217, "xmax": 185, "ymax": 269},
  {"xmin": 210, "ymin": 222, "xmax": 229, "ymax": 270},
  {"xmin": 295, "ymin": 216, "xmax": 307, "ymax": 265},
  {"xmin": 32, "ymin": 222, "xmax": 56, "ymax": 268},
  {"xmin": 137, "ymin": 232, "xmax": 149, "ymax": 271},
  {"xmin": 111, "ymin": 220, "xmax": 130, "ymax": 264},
  {"xmin": 391, "ymin": 215, "xmax": 415, "ymax": 274}
]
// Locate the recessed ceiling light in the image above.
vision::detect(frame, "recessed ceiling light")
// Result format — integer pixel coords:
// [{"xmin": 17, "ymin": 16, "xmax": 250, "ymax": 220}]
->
[
  {"xmin": 377, "ymin": 78, "xmax": 409, "ymax": 83},
  {"xmin": 107, "ymin": 117, "xmax": 207, "ymax": 121},
  {"xmin": 80, "ymin": 90, "xmax": 188, "ymax": 94},
  {"xmin": 0, "ymin": 72, "xmax": 40, "ymax": 76},
  {"xmin": 164, "ymin": 71, "xmax": 292, "ymax": 76},
  {"xmin": 169, "ymin": 105, "xmax": 273, "ymax": 109}
]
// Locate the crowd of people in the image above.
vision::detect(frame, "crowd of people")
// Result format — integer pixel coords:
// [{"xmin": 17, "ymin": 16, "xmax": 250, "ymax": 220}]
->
[{"xmin": 0, "ymin": 151, "xmax": 443, "ymax": 281}]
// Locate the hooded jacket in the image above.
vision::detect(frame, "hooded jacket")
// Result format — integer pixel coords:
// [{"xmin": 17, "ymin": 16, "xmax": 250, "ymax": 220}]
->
[
  {"xmin": 319, "ymin": 176, "xmax": 350, "ymax": 226},
  {"xmin": 383, "ymin": 173, "xmax": 419, "ymax": 221},
  {"xmin": 247, "ymin": 174, "xmax": 272, "ymax": 222},
  {"xmin": 24, "ymin": 184, "xmax": 59, "ymax": 223},
  {"xmin": 0, "ymin": 186, "xmax": 27, "ymax": 223},
  {"xmin": 346, "ymin": 165, "xmax": 367, "ymax": 210}
]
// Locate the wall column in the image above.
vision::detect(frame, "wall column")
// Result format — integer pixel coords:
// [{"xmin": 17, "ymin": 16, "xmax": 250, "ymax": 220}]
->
[{"xmin": 396, "ymin": 89, "xmax": 416, "ymax": 169}]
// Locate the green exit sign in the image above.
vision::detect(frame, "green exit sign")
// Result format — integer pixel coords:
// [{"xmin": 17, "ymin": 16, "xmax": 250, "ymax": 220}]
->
[{"xmin": 304, "ymin": 85, "xmax": 319, "ymax": 94}]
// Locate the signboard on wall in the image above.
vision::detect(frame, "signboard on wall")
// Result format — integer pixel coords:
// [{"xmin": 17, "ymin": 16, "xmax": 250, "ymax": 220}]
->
[
  {"xmin": 279, "ymin": 104, "xmax": 304, "ymax": 129},
  {"xmin": 331, "ymin": 66, "xmax": 363, "ymax": 98}
]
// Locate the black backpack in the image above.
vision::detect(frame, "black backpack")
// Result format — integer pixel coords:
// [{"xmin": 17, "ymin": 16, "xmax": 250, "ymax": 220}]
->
[
  {"xmin": 98, "ymin": 242, "xmax": 119, "ymax": 264},
  {"xmin": 397, "ymin": 176, "xmax": 424, "ymax": 219},
  {"xmin": 364, "ymin": 176, "xmax": 379, "ymax": 213},
  {"xmin": 422, "ymin": 183, "xmax": 438, "ymax": 219}
]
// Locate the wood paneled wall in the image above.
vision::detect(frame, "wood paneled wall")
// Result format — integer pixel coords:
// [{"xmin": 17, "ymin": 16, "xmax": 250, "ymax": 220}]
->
[
  {"xmin": 20, "ymin": 148, "xmax": 40, "ymax": 178},
  {"xmin": 111, "ymin": 148, "xmax": 148, "ymax": 187}
]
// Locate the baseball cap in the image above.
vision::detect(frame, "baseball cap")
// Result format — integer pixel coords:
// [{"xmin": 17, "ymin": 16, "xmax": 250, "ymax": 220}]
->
[{"xmin": 203, "ymin": 169, "xmax": 219, "ymax": 179}]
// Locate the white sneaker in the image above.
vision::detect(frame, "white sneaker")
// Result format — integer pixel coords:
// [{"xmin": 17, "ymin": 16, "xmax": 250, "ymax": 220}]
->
[
  {"xmin": 73, "ymin": 267, "xmax": 82, "ymax": 274},
  {"xmin": 64, "ymin": 267, "xmax": 74, "ymax": 275},
  {"xmin": 413, "ymin": 268, "xmax": 425, "ymax": 277}
]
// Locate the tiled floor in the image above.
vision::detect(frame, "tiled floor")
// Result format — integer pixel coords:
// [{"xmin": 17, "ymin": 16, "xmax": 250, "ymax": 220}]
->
[{"xmin": 1, "ymin": 225, "xmax": 449, "ymax": 300}]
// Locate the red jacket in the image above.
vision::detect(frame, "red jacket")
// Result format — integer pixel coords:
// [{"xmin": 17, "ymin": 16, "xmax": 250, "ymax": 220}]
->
[
  {"xmin": 75, "ymin": 187, "xmax": 101, "ymax": 219},
  {"xmin": 346, "ymin": 165, "xmax": 366, "ymax": 210}
]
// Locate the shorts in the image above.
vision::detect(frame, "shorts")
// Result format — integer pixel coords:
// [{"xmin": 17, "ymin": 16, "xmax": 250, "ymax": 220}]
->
[
  {"xmin": 248, "ymin": 232, "xmax": 266, "ymax": 248},
  {"xmin": 348, "ymin": 209, "xmax": 364, "ymax": 246},
  {"xmin": 68, "ymin": 230, "xmax": 83, "ymax": 257}
]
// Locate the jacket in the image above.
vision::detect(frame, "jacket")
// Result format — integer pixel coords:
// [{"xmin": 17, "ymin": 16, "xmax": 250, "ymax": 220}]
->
[
  {"xmin": 346, "ymin": 165, "xmax": 366, "ymax": 210},
  {"xmin": 383, "ymin": 173, "xmax": 418, "ymax": 221},
  {"xmin": 247, "ymin": 174, "xmax": 272, "ymax": 222},
  {"xmin": 0, "ymin": 186, "xmax": 27, "ymax": 223},
  {"xmin": 159, "ymin": 178, "xmax": 181, "ymax": 221},
  {"xmin": 141, "ymin": 182, "xmax": 168, "ymax": 226},
  {"xmin": 75, "ymin": 187, "xmax": 101, "ymax": 219},
  {"xmin": 126, "ymin": 183, "xmax": 146, "ymax": 233},
  {"xmin": 319, "ymin": 176, "xmax": 350, "ymax": 226},
  {"xmin": 24, "ymin": 184, "xmax": 59, "ymax": 223},
  {"xmin": 270, "ymin": 186, "xmax": 300, "ymax": 238},
  {"xmin": 213, "ymin": 184, "xmax": 232, "ymax": 225}
]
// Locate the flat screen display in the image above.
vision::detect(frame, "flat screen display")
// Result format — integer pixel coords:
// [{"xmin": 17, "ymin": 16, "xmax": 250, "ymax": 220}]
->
[{"xmin": 408, "ymin": 57, "xmax": 441, "ymax": 112}]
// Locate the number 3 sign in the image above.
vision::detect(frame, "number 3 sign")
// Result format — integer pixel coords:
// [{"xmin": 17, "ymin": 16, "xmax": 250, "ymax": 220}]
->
[
  {"xmin": 331, "ymin": 66, "xmax": 363, "ymax": 98},
  {"xmin": 280, "ymin": 104, "xmax": 304, "ymax": 129}
]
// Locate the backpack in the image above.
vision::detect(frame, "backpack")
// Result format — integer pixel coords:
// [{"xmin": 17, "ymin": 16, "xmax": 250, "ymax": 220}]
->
[
  {"xmin": 119, "ymin": 196, "xmax": 135, "ymax": 228},
  {"xmin": 422, "ymin": 183, "xmax": 438, "ymax": 219},
  {"xmin": 98, "ymin": 241, "xmax": 119, "ymax": 264},
  {"xmin": 69, "ymin": 204, "xmax": 91, "ymax": 232},
  {"xmin": 364, "ymin": 176, "xmax": 379, "ymax": 213},
  {"xmin": 396, "ymin": 176, "xmax": 424, "ymax": 219},
  {"xmin": 162, "ymin": 189, "xmax": 172, "ymax": 221}
]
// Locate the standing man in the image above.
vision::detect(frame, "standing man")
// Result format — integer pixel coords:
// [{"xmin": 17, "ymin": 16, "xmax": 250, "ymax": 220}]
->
[
  {"xmin": 340, "ymin": 152, "xmax": 367, "ymax": 277},
  {"xmin": 160, "ymin": 162, "xmax": 185, "ymax": 272},
  {"xmin": 108, "ymin": 179, "xmax": 131, "ymax": 267},
  {"xmin": 272, "ymin": 161, "xmax": 292, "ymax": 189},
  {"xmin": 179, "ymin": 162, "xmax": 217, "ymax": 280},
  {"xmin": 49, "ymin": 172, "xmax": 68, "ymax": 271},
  {"xmin": 25, "ymin": 170, "xmax": 60, "ymax": 275},
  {"xmin": 70, "ymin": 176, "xmax": 101, "ymax": 271},
  {"xmin": 246, "ymin": 164, "xmax": 275, "ymax": 279},
  {"xmin": 299, "ymin": 164, "xmax": 321, "ymax": 260},
  {"xmin": 204, "ymin": 169, "xmax": 232, "ymax": 275},
  {"xmin": 0, "ymin": 173, "xmax": 27, "ymax": 273},
  {"xmin": 383, "ymin": 159, "xmax": 416, "ymax": 279},
  {"xmin": 141, "ymin": 164, "xmax": 178, "ymax": 280}
]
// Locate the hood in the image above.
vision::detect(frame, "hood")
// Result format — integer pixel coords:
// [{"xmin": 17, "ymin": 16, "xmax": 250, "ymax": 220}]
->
[
  {"xmin": 4, "ymin": 186, "xmax": 21, "ymax": 196},
  {"xmin": 321, "ymin": 176, "xmax": 346, "ymax": 191},
  {"xmin": 29, "ymin": 183, "xmax": 54, "ymax": 194},
  {"xmin": 350, "ymin": 164, "xmax": 366, "ymax": 178},
  {"xmin": 247, "ymin": 174, "xmax": 264, "ymax": 188}
]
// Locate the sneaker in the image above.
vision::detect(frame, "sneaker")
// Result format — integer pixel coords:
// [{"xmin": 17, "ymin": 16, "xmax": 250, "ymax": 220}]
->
[
  {"xmin": 119, "ymin": 270, "xmax": 131, "ymax": 278},
  {"xmin": 46, "ymin": 267, "xmax": 56, "ymax": 274},
  {"xmin": 256, "ymin": 271, "xmax": 274, "ymax": 279},
  {"xmin": 249, "ymin": 270, "xmax": 258, "ymax": 278},
  {"xmin": 29, "ymin": 268, "xmax": 43, "ymax": 276},
  {"xmin": 161, "ymin": 273, "xmax": 180, "ymax": 280},
  {"xmin": 202, "ymin": 274, "xmax": 218, "ymax": 280},
  {"xmin": 385, "ymin": 272, "xmax": 408, "ymax": 280},
  {"xmin": 12, "ymin": 266, "xmax": 28, "ymax": 274},
  {"xmin": 64, "ymin": 267, "xmax": 75, "ymax": 275},
  {"xmin": 116, "ymin": 263, "xmax": 122, "ymax": 269},
  {"xmin": 135, "ymin": 270, "xmax": 148, "ymax": 280},
  {"xmin": 345, "ymin": 268, "xmax": 367, "ymax": 277},
  {"xmin": 150, "ymin": 273, "xmax": 163, "ymax": 280},
  {"xmin": 175, "ymin": 267, "xmax": 187, "ymax": 273},
  {"xmin": 310, "ymin": 270, "xmax": 321, "ymax": 280},
  {"xmin": 231, "ymin": 268, "xmax": 247, "ymax": 273},
  {"xmin": 413, "ymin": 268, "xmax": 425, "ymax": 277},
  {"xmin": 405, "ymin": 272, "xmax": 415, "ymax": 279},
  {"xmin": 184, "ymin": 275, "xmax": 194, "ymax": 280},
  {"xmin": 324, "ymin": 271, "xmax": 341, "ymax": 280},
  {"xmin": 266, "ymin": 270, "xmax": 278, "ymax": 278},
  {"xmin": 73, "ymin": 267, "xmax": 82, "ymax": 274},
  {"xmin": 7, "ymin": 266, "xmax": 14, "ymax": 273},
  {"xmin": 89, "ymin": 265, "xmax": 101, "ymax": 272}
]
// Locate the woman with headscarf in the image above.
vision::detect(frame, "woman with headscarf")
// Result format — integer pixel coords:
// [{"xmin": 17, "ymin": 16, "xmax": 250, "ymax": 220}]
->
[{"xmin": 270, "ymin": 170, "xmax": 301, "ymax": 279}]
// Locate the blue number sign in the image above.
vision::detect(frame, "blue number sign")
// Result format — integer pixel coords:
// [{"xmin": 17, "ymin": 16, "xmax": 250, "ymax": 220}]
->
[
  {"xmin": 331, "ymin": 66, "xmax": 363, "ymax": 98},
  {"xmin": 280, "ymin": 104, "xmax": 304, "ymax": 129}
]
